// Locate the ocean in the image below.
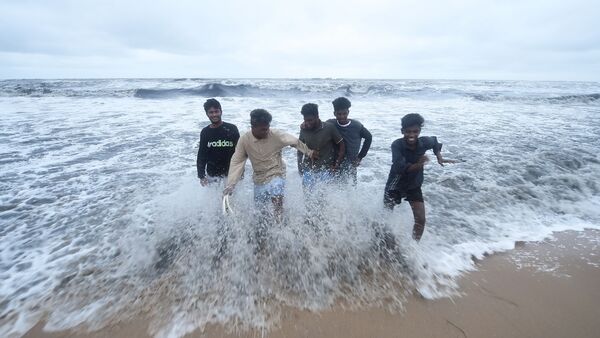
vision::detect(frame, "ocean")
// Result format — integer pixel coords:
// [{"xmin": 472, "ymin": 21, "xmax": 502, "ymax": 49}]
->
[{"xmin": 1, "ymin": 78, "xmax": 599, "ymax": 337}]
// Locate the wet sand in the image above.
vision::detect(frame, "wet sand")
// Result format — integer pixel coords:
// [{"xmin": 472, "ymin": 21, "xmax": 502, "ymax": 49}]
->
[{"xmin": 25, "ymin": 229, "xmax": 600, "ymax": 338}]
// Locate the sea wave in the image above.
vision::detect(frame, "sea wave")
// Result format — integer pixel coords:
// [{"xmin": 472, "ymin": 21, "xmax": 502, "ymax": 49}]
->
[
  {"xmin": 2, "ymin": 79, "xmax": 599, "ymax": 104},
  {"xmin": 133, "ymin": 83, "xmax": 356, "ymax": 99},
  {"xmin": 546, "ymin": 93, "xmax": 600, "ymax": 103},
  {"xmin": 470, "ymin": 92, "xmax": 600, "ymax": 104},
  {"xmin": 134, "ymin": 83, "xmax": 269, "ymax": 98}
]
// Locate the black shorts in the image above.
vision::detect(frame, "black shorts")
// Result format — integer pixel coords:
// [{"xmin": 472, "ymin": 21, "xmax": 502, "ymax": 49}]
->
[{"xmin": 384, "ymin": 187, "xmax": 424, "ymax": 207}]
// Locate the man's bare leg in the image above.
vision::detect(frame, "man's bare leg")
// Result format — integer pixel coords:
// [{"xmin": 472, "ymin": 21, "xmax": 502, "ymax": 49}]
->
[
  {"xmin": 272, "ymin": 195, "xmax": 284, "ymax": 224},
  {"xmin": 409, "ymin": 201, "xmax": 426, "ymax": 241}
]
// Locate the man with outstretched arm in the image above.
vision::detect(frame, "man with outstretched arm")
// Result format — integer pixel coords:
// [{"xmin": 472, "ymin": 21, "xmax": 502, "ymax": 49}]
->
[
  {"xmin": 384, "ymin": 113, "xmax": 457, "ymax": 241},
  {"xmin": 224, "ymin": 109, "xmax": 318, "ymax": 222}
]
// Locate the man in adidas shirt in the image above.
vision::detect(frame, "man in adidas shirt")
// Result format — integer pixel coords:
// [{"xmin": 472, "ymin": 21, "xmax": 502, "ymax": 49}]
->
[{"xmin": 197, "ymin": 98, "xmax": 240, "ymax": 186}]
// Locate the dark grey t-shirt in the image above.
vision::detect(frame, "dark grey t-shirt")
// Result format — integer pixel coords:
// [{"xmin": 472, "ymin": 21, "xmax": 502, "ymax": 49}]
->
[
  {"xmin": 384, "ymin": 136, "xmax": 442, "ymax": 192},
  {"xmin": 299, "ymin": 121, "xmax": 343, "ymax": 170},
  {"xmin": 326, "ymin": 119, "xmax": 372, "ymax": 163}
]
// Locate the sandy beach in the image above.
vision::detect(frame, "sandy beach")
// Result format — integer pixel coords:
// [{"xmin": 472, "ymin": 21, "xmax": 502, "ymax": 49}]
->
[{"xmin": 24, "ymin": 229, "xmax": 600, "ymax": 338}]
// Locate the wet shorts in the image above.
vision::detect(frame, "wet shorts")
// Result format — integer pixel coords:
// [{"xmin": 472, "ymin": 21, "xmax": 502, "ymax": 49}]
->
[
  {"xmin": 254, "ymin": 176, "xmax": 286, "ymax": 202},
  {"xmin": 302, "ymin": 170, "xmax": 334, "ymax": 189},
  {"xmin": 384, "ymin": 187, "xmax": 424, "ymax": 207}
]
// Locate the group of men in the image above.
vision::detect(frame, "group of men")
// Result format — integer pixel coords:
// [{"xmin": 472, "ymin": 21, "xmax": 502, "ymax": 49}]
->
[{"xmin": 196, "ymin": 98, "xmax": 454, "ymax": 241}]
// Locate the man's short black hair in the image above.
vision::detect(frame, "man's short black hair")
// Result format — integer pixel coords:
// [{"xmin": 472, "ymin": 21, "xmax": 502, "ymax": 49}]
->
[
  {"xmin": 401, "ymin": 113, "xmax": 425, "ymax": 130},
  {"xmin": 332, "ymin": 97, "xmax": 351, "ymax": 111},
  {"xmin": 203, "ymin": 98, "xmax": 221, "ymax": 113},
  {"xmin": 301, "ymin": 103, "xmax": 319, "ymax": 117},
  {"xmin": 250, "ymin": 109, "xmax": 272, "ymax": 127}
]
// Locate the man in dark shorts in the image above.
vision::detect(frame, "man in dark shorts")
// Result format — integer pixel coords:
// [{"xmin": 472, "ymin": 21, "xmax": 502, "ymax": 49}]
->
[
  {"xmin": 384, "ymin": 113, "xmax": 456, "ymax": 241},
  {"xmin": 197, "ymin": 98, "xmax": 240, "ymax": 186}
]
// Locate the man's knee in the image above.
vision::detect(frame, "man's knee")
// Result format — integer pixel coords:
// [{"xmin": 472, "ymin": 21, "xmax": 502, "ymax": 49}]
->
[{"xmin": 383, "ymin": 192, "xmax": 397, "ymax": 210}]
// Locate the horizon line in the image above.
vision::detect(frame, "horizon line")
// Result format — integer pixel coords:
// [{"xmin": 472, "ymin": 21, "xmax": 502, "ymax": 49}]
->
[{"xmin": 1, "ymin": 76, "xmax": 598, "ymax": 83}]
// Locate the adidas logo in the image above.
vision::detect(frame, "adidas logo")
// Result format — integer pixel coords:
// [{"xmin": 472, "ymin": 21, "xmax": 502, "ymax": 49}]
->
[{"xmin": 207, "ymin": 140, "xmax": 234, "ymax": 148}]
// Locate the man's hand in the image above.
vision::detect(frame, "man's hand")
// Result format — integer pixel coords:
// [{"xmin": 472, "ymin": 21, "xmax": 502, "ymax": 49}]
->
[
  {"xmin": 331, "ymin": 161, "xmax": 340, "ymax": 171},
  {"xmin": 436, "ymin": 154, "xmax": 459, "ymax": 166},
  {"xmin": 223, "ymin": 185, "xmax": 234, "ymax": 196},
  {"xmin": 408, "ymin": 155, "xmax": 430, "ymax": 173},
  {"xmin": 417, "ymin": 155, "xmax": 429, "ymax": 169},
  {"xmin": 309, "ymin": 149, "xmax": 320, "ymax": 161},
  {"xmin": 200, "ymin": 178, "xmax": 209, "ymax": 186}
]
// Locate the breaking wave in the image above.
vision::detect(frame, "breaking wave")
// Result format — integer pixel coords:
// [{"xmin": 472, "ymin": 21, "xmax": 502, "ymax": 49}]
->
[{"xmin": 1, "ymin": 79, "xmax": 598, "ymax": 105}]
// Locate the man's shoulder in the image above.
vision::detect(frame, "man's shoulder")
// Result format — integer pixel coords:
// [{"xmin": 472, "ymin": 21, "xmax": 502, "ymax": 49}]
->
[
  {"xmin": 222, "ymin": 122, "xmax": 239, "ymax": 133},
  {"xmin": 240, "ymin": 130, "xmax": 253, "ymax": 139},
  {"xmin": 322, "ymin": 121, "xmax": 340, "ymax": 133},
  {"xmin": 271, "ymin": 128, "xmax": 285, "ymax": 136},
  {"xmin": 222, "ymin": 121, "xmax": 238, "ymax": 129},
  {"xmin": 349, "ymin": 119, "xmax": 364, "ymax": 128},
  {"xmin": 269, "ymin": 128, "xmax": 292, "ymax": 141},
  {"xmin": 418, "ymin": 136, "xmax": 438, "ymax": 147},
  {"xmin": 322, "ymin": 120, "xmax": 336, "ymax": 128},
  {"xmin": 391, "ymin": 138, "xmax": 405, "ymax": 147}
]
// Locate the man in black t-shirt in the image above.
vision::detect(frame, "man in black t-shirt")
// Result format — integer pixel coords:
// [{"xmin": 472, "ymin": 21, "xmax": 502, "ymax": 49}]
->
[
  {"xmin": 384, "ymin": 113, "xmax": 457, "ymax": 241},
  {"xmin": 197, "ymin": 98, "xmax": 240, "ymax": 186}
]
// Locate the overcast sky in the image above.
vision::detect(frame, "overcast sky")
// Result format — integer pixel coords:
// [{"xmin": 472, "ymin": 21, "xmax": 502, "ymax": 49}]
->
[{"xmin": 1, "ymin": 0, "xmax": 598, "ymax": 81}]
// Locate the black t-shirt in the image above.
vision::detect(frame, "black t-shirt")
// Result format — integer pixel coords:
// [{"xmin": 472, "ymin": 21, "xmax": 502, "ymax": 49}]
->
[
  {"xmin": 196, "ymin": 122, "xmax": 240, "ymax": 178},
  {"xmin": 325, "ymin": 118, "xmax": 372, "ymax": 162},
  {"xmin": 384, "ymin": 136, "xmax": 442, "ymax": 192}
]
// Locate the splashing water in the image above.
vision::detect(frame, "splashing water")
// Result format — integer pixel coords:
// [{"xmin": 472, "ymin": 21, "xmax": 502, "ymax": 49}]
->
[{"xmin": 1, "ymin": 78, "xmax": 599, "ymax": 337}]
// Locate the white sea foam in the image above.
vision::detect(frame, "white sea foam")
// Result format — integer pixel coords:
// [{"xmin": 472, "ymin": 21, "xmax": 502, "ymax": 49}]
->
[{"xmin": 0, "ymin": 79, "xmax": 599, "ymax": 337}]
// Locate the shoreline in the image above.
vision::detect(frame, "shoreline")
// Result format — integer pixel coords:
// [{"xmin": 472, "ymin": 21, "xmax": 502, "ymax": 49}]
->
[{"xmin": 24, "ymin": 229, "xmax": 600, "ymax": 338}]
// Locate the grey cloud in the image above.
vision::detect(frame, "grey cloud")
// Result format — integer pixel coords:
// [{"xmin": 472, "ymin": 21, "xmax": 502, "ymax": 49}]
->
[{"xmin": 0, "ymin": 0, "xmax": 599, "ymax": 80}]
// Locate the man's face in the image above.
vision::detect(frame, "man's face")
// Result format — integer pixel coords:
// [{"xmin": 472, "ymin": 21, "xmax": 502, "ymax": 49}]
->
[
  {"xmin": 251, "ymin": 123, "xmax": 270, "ymax": 139},
  {"xmin": 303, "ymin": 115, "xmax": 319, "ymax": 130},
  {"xmin": 402, "ymin": 125, "xmax": 421, "ymax": 146},
  {"xmin": 206, "ymin": 107, "xmax": 222, "ymax": 124},
  {"xmin": 334, "ymin": 109, "xmax": 349, "ymax": 124}
]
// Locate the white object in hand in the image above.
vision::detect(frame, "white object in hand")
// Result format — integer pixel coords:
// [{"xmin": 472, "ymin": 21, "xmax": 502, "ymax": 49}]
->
[{"xmin": 222, "ymin": 195, "xmax": 234, "ymax": 215}]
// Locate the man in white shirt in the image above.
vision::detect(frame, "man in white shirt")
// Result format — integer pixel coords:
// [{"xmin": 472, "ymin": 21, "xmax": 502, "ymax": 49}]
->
[{"xmin": 224, "ymin": 109, "xmax": 318, "ymax": 222}]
